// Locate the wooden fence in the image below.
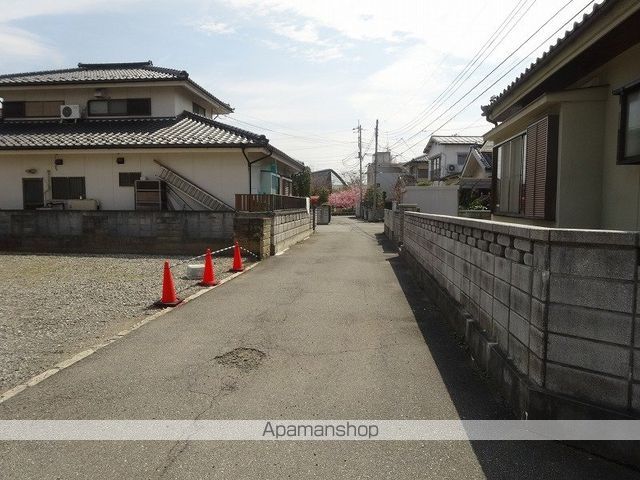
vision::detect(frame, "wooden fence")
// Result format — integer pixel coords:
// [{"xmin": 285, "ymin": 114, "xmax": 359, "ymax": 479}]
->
[{"xmin": 235, "ymin": 194, "xmax": 307, "ymax": 212}]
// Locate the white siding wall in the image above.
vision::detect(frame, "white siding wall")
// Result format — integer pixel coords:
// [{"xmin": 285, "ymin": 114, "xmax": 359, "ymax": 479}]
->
[
  {"xmin": 428, "ymin": 144, "xmax": 474, "ymax": 178},
  {"xmin": 1, "ymin": 85, "xmax": 212, "ymax": 118},
  {"xmin": 402, "ymin": 185, "xmax": 459, "ymax": 215},
  {"xmin": 0, "ymin": 150, "xmax": 249, "ymax": 210}
]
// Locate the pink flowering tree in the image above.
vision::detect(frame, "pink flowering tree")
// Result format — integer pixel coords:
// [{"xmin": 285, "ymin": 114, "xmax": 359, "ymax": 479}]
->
[{"xmin": 328, "ymin": 185, "xmax": 360, "ymax": 209}]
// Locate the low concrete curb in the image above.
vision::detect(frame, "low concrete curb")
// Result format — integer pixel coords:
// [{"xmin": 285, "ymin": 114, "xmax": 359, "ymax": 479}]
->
[{"xmin": 0, "ymin": 261, "xmax": 260, "ymax": 405}]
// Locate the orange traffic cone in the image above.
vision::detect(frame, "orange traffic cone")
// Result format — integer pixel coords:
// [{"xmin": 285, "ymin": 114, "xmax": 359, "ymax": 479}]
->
[
  {"xmin": 200, "ymin": 248, "xmax": 219, "ymax": 286},
  {"xmin": 158, "ymin": 260, "xmax": 181, "ymax": 307},
  {"xmin": 230, "ymin": 240, "xmax": 244, "ymax": 272}
]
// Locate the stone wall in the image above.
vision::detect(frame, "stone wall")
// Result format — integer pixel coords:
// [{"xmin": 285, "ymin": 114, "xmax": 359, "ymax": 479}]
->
[
  {"xmin": 271, "ymin": 209, "xmax": 313, "ymax": 255},
  {"xmin": 0, "ymin": 210, "xmax": 234, "ymax": 254},
  {"xmin": 395, "ymin": 210, "xmax": 640, "ymax": 420}
]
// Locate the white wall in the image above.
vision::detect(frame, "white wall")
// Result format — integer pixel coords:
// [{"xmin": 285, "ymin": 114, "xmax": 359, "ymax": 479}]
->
[
  {"xmin": 402, "ymin": 185, "xmax": 459, "ymax": 216},
  {"xmin": 589, "ymin": 42, "xmax": 640, "ymax": 230},
  {"xmin": 428, "ymin": 144, "xmax": 474, "ymax": 179},
  {"xmin": 1, "ymin": 85, "xmax": 217, "ymax": 119},
  {"xmin": 0, "ymin": 150, "xmax": 249, "ymax": 210}
]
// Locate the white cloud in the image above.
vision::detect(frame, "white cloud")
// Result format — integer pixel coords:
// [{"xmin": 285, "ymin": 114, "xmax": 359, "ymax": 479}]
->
[
  {"xmin": 274, "ymin": 22, "xmax": 322, "ymax": 44},
  {"xmin": 197, "ymin": 21, "xmax": 235, "ymax": 35},
  {"xmin": 0, "ymin": 0, "xmax": 137, "ymax": 22},
  {"xmin": 0, "ymin": 26, "xmax": 61, "ymax": 62}
]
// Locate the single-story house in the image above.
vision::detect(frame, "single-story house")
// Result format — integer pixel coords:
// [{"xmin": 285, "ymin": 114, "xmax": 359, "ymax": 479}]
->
[
  {"xmin": 310, "ymin": 168, "xmax": 347, "ymax": 193},
  {"xmin": 482, "ymin": 0, "xmax": 640, "ymax": 229},
  {"xmin": 403, "ymin": 154, "xmax": 430, "ymax": 181},
  {"xmin": 0, "ymin": 61, "xmax": 304, "ymax": 211}
]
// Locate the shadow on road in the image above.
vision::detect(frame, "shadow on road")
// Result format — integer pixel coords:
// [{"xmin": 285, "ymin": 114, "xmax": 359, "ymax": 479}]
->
[{"xmin": 374, "ymin": 232, "xmax": 639, "ymax": 480}]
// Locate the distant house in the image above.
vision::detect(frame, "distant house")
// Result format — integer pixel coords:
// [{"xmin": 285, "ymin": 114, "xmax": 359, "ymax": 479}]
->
[
  {"xmin": 403, "ymin": 155, "xmax": 430, "ymax": 182},
  {"xmin": 310, "ymin": 168, "xmax": 347, "ymax": 193},
  {"xmin": 459, "ymin": 142, "xmax": 493, "ymax": 191},
  {"xmin": 482, "ymin": 0, "xmax": 640, "ymax": 229},
  {"xmin": 366, "ymin": 152, "xmax": 407, "ymax": 202},
  {"xmin": 423, "ymin": 135, "xmax": 483, "ymax": 180},
  {"xmin": 0, "ymin": 61, "xmax": 304, "ymax": 211}
]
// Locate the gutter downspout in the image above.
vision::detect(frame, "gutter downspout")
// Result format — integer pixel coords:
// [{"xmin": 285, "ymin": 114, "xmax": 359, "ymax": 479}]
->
[{"xmin": 242, "ymin": 146, "xmax": 273, "ymax": 194}]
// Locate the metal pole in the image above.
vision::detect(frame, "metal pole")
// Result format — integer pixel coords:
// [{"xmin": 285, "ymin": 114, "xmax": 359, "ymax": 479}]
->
[
  {"xmin": 357, "ymin": 121, "xmax": 362, "ymax": 217},
  {"xmin": 373, "ymin": 119, "xmax": 378, "ymax": 216}
]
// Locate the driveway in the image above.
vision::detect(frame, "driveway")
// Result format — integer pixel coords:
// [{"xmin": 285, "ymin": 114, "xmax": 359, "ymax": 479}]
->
[{"xmin": 0, "ymin": 217, "xmax": 637, "ymax": 479}]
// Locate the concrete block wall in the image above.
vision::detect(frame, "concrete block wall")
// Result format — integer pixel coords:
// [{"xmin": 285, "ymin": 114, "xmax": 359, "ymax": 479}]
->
[
  {"xmin": 0, "ymin": 210, "xmax": 234, "ymax": 254},
  {"xmin": 545, "ymin": 230, "xmax": 638, "ymax": 412},
  {"xmin": 271, "ymin": 209, "xmax": 312, "ymax": 255},
  {"xmin": 399, "ymin": 211, "xmax": 640, "ymax": 418},
  {"xmin": 233, "ymin": 214, "xmax": 272, "ymax": 259}
]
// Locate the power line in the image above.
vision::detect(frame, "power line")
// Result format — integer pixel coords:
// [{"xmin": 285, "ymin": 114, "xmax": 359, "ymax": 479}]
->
[
  {"xmin": 397, "ymin": 0, "xmax": 596, "ymax": 156},
  {"xmin": 397, "ymin": 0, "xmax": 582, "ymax": 150},
  {"xmin": 225, "ymin": 115, "xmax": 353, "ymax": 145},
  {"xmin": 385, "ymin": 0, "xmax": 534, "ymax": 138},
  {"xmin": 229, "ymin": 111, "xmax": 352, "ymax": 138}
]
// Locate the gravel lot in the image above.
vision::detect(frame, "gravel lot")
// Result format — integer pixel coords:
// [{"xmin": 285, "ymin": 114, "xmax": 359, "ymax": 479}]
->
[{"xmin": 0, "ymin": 250, "xmax": 255, "ymax": 393}]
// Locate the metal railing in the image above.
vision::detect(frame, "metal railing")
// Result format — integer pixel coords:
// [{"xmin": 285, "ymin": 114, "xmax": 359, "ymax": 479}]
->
[{"xmin": 235, "ymin": 194, "xmax": 307, "ymax": 212}]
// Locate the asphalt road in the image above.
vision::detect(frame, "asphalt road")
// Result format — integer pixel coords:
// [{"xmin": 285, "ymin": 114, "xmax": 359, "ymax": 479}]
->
[{"xmin": 0, "ymin": 217, "xmax": 638, "ymax": 479}]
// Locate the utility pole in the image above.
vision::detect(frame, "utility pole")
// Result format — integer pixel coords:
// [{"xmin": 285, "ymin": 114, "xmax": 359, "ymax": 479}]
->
[
  {"xmin": 373, "ymin": 119, "xmax": 379, "ymax": 214},
  {"xmin": 354, "ymin": 121, "xmax": 363, "ymax": 217}
]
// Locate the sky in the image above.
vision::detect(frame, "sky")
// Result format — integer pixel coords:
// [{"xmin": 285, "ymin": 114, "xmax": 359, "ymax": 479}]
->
[{"xmin": 0, "ymin": 0, "xmax": 600, "ymax": 175}]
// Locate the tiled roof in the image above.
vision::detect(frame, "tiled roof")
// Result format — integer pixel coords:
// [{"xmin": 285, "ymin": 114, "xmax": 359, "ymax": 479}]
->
[
  {"xmin": 0, "ymin": 61, "xmax": 232, "ymax": 112},
  {"xmin": 0, "ymin": 111, "xmax": 267, "ymax": 150},
  {"xmin": 481, "ymin": 0, "xmax": 616, "ymax": 117},
  {"xmin": 423, "ymin": 135, "xmax": 483, "ymax": 154},
  {"xmin": 405, "ymin": 154, "xmax": 429, "ymax": 164},
  {"xmin": 0, "ymin": 110, "xmax": 303, "ymax": 168},
  {"xmin": 429, "ymin": 135, "xmax": 483, "ymax": 145}
]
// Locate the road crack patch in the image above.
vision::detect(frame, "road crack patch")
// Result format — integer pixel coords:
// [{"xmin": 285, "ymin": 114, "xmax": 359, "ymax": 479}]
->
[{"xmin": 214, "ymin": 347, "xmax": 266, "ymax": 372}]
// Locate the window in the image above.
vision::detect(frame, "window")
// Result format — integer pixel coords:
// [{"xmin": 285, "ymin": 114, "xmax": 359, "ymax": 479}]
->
[
  {"xmin": 493, "ymin": 115, "xmax": 558, "ymax": 219},
  {"xmin": 417, "ymin": 167, "xmax": 429, "ymax": 179},
  {"xmin": 119, "ymin": 172, "xmax": 141, "ymax": 187},
  {"xmin": 457, "ymin": 152, "xmax": 467, "ymax": 166},
  {"xmin": 51, "ymin": 177, "xmax": 86, "ymax": 200},
  {"xmin": 430, "ymin": 156, "xmax": 441, "ymax": 180},
  {"xmin": 495, "ymin": 135, "xmax": 526, "ymax": 215},
  {"xmin": 192, "ymin": 102, "xmax": 206, "ymax": 116},
  {"xmin": 2, "ymin": 101, "xmax": 63, "ymax": 118},
  {"xmin": 616, "ymin": 82, "xmax": 640, "ymax": 164},
  {"xmin": 87, "ymin": 98, "xmax": 151, "ymax": 116}
]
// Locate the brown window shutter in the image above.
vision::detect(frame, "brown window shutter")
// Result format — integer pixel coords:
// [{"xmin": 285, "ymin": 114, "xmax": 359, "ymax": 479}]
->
[
  {"xmin": 524, "ymin": 116, "xmax": 558, "ymax": 220},
  {"xmin": 524, "ymin": 122, "xmax": 538, "ymax": 217}
]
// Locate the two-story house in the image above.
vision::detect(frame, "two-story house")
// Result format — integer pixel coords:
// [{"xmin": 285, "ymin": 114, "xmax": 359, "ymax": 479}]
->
[
  {"xmin": 0, "ymin": 61, "xmax": 304, "ymax": 211},
  {"xmin": 366, "ymin": 151, "xmax": 407, "ymax": 202},
  {"xmin": 423, "ymin": 135, "xmax": 483, "ymax": 181}
]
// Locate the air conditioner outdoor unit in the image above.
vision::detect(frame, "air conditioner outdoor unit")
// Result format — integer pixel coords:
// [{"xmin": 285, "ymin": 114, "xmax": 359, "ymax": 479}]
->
[
  {"xmin": 447, "ymin": 164, "xmax": 457, "ymax": 172},
  {"xmin": 60, "ymin": 105, "xmax": 81, "ymax": 119}
]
